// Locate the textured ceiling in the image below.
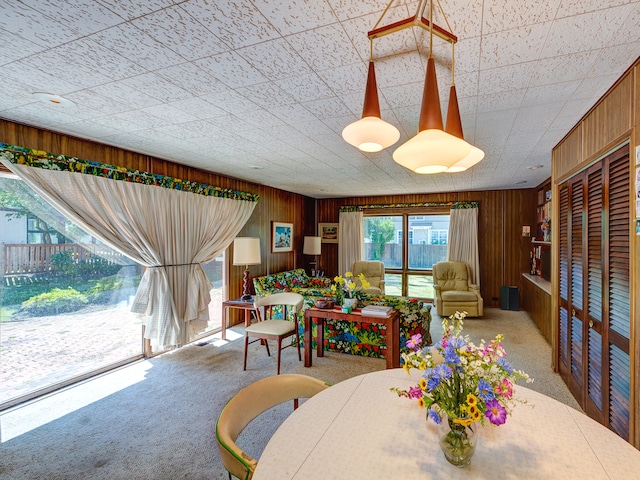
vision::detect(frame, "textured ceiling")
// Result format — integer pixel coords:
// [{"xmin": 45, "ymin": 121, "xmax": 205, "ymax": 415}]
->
[{"xmin": 1, "ymin": 0, "xmax": 639, "ymax": 198}]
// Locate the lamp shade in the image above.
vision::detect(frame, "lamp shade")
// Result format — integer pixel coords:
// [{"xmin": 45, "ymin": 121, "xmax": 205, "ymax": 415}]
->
[
  {"xmin": 393, "ymin": 56, "xmax": 471, "ymax": 174},
  {"xmin": 342, "ymin": 62, "xmax": 399, "ymax": 152},
  {"xmin": 393, "ymin": 129, "xmax": 472, "ymax": 173},
  {"xmin": 233, "ymin": 237, "xmax": 261, "ymax": 266},
  {"xmin": 446, "ymin": 145, "xmax": 485, "ymax": 172},
  {"xmin": 443, "ymin": 83, "xmax": 485, "ymax": 173},
  {"xmin": 303, "ymin": 236, "xmax": 322, "ymax": 256}
]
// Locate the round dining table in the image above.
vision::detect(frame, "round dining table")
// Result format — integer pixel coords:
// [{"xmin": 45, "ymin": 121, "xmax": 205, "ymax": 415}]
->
[{"xmin": 252, "ymin": 368, "xmax": 640, "ymax": 479}]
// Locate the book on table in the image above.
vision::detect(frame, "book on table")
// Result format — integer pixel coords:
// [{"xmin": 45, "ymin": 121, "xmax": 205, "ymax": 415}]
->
[{"xmin": 360, "ymin": 305, "xmax": 394, "ymax": 317}]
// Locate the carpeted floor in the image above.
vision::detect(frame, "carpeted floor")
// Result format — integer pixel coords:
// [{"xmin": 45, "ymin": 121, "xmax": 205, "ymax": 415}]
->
[{"xmin": 0, "ymin": 307, "xmax": 578, "ymax": 479}]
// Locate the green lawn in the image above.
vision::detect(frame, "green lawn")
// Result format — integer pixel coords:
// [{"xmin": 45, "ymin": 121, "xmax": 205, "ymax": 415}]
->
[{"xmin": 384, "ymin": 274, "xmax": 434, "ymax": 299}]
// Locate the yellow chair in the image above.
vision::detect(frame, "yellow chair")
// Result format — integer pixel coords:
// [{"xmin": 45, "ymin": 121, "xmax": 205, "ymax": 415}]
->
[
  {"xmin": 244, "ymin": 292, "xmax": 304, "ymax": 374},
  {"xmin": 216, "ymin": 374, "xmax": 330, "ymax": 480},
  {"xmin": 351, "ymin": 260, "xmax": 385, "ymax": 295},
  {"xmin": 432, "ymin": 261, "xmax": 483, "ymax": 317}
]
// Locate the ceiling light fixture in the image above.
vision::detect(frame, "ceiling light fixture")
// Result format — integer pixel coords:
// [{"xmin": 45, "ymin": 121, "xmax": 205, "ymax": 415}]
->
[
  {"xmin": 341, "ymin": 40, "xmax": 400, "ymax": 152},
  {"xmin": 345, "ymin": 0, "xmax": 484, "ymax": 174},
  {"xmin": 32, "ymin": 92, "xmax": 76, "ymax": 108}
]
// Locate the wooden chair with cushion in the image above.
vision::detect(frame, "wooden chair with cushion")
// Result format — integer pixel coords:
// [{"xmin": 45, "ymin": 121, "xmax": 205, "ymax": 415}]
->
[
  {"xmin": 244, "ymin": 292, "xmax": 304, "ymax": 375},
  {"xmin": 432, "ymin": 261, "xmax": 483, "ymax": 317},
  {"xmin": 215, "ymin": 374, "xmax": 330, "ymax": 480},
  {"xmin": 351, "ymin": 260, "xmax": 385, "ymax": 295}
]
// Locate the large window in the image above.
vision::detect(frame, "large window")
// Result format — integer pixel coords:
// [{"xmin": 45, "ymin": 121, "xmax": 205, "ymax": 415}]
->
[
  {"xmin": 0, "ymin": 174, "xmax": 226, "ymax": 408},
  {"xmin": 363, "ymin": 213, "xmax": 449, "ymax": 299}
]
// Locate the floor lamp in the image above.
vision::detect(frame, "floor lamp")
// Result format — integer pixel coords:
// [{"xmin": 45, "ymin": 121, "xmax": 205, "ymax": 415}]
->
[
  {"xmin": 233, "ymin": 237, "xmax": 261, "ymax": 301},
  {"xmin": 303, "ymin": 236, "xmax": 322, "ymax": 277}
]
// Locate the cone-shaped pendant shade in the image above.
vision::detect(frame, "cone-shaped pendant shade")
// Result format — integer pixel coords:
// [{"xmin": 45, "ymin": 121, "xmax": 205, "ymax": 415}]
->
[
  {"xmin": 444, "ymin": 84, "xmax": 485, "ymax": 172},
  {"xmin": 445, "ymin": 84, "xmax": 464, "ymax": 139},
  {"xmin": 418, "ymin": 57, "xmax": 444, "ymax": 131},
  {"xmin": 393, "ymin": 57, "xmax": 471, "ymax": 173},
  {"xmin": 342, "ymin": 61, "xmax": 400, "ymax": 152}
]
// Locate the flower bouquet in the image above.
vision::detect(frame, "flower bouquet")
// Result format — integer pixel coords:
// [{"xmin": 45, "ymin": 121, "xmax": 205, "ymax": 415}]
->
[
  {"xmin": 391, "ymin": 311, "xmax": 532, "ymax": 466},
  {"xmin": 330, "ymin": 271, "xmax": 370, "ymax": 306}
]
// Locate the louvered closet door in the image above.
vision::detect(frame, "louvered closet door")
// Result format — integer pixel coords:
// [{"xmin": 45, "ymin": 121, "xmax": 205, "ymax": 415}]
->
[
  {"xmin": 558, "ymin": 144, "xmax": 631, "ymax": 441},
  {"xmin": 558, "ymin": 184, "xmax": 570, "ymax": 377},
  {"xmin": 558, "ymin": 175, "xmax": 585, "ymax": 399},
  {"xmin": 603, "ymin": 146, "xmax": 630, "ymax": 441},
  {"xmin": 585, "ymin": 163, "xmax": 603, "ymax": 421}
]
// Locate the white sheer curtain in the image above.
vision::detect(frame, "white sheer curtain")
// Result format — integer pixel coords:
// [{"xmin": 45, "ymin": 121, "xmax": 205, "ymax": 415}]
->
[
  {"xmin": 338, "ymin": 210, "xmax": 363, "ymax": 274},
  {"xmin": 2, "ymin": 156, "xmax": 256, "ymax": 350},
  {"xmin": 447, "ymin": 207, "xmax": 480, "ymax": 285}
]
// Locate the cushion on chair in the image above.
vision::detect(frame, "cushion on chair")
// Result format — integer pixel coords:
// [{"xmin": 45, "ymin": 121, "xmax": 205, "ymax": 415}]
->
[
  {"xmin": 351, "ymin": 260, "xmax": 385, "ymax": 294},
  {"xmin": 435, "ymin": 262, "xmax": 470, "ymax": 291},
  {"xmin": 245, "ymin": 319, "xmax": 296, "ymax": 336},
  {"xmin": 441, "ymin": 290, "xmax": 478, "ymax": 302}
]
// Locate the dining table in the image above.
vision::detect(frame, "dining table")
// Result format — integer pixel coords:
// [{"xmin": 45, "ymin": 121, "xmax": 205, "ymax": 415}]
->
[{"xmin": 252, "ymin": 368, "xmax": 640, "ymax": 479}]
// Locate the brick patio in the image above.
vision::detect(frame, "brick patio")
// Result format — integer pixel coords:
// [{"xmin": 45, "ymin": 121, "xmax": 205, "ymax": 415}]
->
[{"xmin": 1, "ymin": 296, "xmax": 223, "ymax": 407}]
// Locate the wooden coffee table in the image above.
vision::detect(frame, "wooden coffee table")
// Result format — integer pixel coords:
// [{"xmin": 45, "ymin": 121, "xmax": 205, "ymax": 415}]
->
[{"xmin": 304, "ymin": 307, "xmax": 401, "ymax": 369}]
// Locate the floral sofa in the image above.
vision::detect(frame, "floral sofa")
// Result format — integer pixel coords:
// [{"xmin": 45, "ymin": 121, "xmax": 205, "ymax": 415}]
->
[
  {"xmin": 253, "ymin": 268, "xmax": 333, "ymax": 298},
  {"xmin": 252, "ymin": 269, "xmax": 432, "ymax": 360}
]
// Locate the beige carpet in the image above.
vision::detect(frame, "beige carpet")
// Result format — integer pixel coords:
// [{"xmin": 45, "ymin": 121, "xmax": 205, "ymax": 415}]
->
[{"xmin": 0, "ymin": 307, "xmax": 578, "ymax": 479}]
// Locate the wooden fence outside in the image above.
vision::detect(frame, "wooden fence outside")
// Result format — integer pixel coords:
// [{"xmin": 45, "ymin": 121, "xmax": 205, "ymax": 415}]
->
[
  {"xmin": 365, "ymin": 243, "xmax": 448, "ymax": 268},
  {"xmin": 1, "ymin": 243, "xmax": 128, "ymax": 277}
]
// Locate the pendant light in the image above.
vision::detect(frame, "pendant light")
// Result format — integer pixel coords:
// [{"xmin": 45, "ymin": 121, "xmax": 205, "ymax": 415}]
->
[
  {"xmin": 392, "ymin": 0, "xmax": 474, "ymax": 173},
  {"xmin": 444, "ymin": 42, "xmax": 485, "ymax": 172},
  {"xmin": 342, "ymin": 40, "xmax": 400, "ymax": 153},
  {"xmin": 345, "ymin": 0, "xmax": 484, "ymax": 173}
]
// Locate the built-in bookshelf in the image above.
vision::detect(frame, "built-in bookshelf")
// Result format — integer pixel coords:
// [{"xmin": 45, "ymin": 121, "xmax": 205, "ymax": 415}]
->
[{"xmin": 530, "ymin": 180, "xmax": 551, "ymax": 280}]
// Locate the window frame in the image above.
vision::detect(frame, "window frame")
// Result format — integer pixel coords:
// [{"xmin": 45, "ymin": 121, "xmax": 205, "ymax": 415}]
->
[{"xmin": 363, "ymin": 208, "xmax": 450, "ymax": 299}]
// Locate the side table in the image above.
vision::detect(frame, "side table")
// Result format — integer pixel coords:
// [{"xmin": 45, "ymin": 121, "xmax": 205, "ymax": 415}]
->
[{"xmin": 221, "ymin": 297, "xmax": 257, "ymax": 340}]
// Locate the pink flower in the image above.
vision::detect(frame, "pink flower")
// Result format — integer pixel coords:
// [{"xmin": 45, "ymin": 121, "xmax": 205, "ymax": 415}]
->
[
  {"xmin": 495, "ymin": 379, "xmax": 513, "ymax": 399},
  {"xmin": 407, "ymin": 333, "xmax": 422, "ymax": 350},
  {"xmin": 408, "ymin": 386, "xmax": 423, "ymax": 399}
]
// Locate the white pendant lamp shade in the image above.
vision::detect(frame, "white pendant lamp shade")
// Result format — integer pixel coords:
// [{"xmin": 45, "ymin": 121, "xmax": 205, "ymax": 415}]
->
[
  {"xmin": 393, "ymin": 56, "xmax": 471, "ymax": 174},
  {"xmin": 342, "ymin": 116, "xmax": 400, "ymax": 152},
  {"xmin": 342, "ymin": 61, "xmax": 399, "ymax": 152},
  {"xmin": 446, "ymin": 145, "xmax": 485, "ymax": 172},
  {"xmin": 393, "ymin": 129, "xmax": 472, "ymax": 173}
]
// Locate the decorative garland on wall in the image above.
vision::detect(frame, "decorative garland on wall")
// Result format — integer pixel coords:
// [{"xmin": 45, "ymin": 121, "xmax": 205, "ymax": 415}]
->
[
  {"xmin": 340, "ymin": 201, "xmax": 478, "ymax": 212},
  {"xmin": 0, "ymin": 143, "xmax": 260, "ymax": 202}
]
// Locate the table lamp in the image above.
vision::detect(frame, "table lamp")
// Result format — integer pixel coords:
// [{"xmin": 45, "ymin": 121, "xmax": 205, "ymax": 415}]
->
[
  {"xmin": 233, "ymin": 237, "xmax": 261, "ymax": 301},
  {"xmin": 303, "ymin": 236, "xmax": 322, "ymax": 277}
]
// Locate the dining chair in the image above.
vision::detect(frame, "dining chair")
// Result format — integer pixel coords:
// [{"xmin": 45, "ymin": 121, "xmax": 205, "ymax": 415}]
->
[
  {"xmin": 244, "ymin": 292, "xmax": 304, "ymax": 374},
  {"xmin": 215, "ymin": 374, "xmax": 330, "ymax": 480}
]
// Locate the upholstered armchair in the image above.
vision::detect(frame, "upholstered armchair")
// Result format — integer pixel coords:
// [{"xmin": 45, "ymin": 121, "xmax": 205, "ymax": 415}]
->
[
  {"xmin": 351, "ymin": 260, "xmax": 385, "ymax": 295},
  {"xmin": 432, "ymin": 261, "xmax": 483, "ymax": 317}
]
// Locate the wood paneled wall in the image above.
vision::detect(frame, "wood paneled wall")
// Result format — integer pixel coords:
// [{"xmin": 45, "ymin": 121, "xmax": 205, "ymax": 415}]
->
[
  {"xmin": 0, "ymin": 119, "xmax": 318, "ymax": 304},
  {"xmin": 317, "ymin": 189, "xmax": 538, "ymax": 308},
  {"xmin": 553, "ymin": 60, "xmax": 637, "ymax": 182}
]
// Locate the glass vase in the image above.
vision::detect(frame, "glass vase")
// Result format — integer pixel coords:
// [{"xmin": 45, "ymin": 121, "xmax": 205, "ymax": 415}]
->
[
  {"xmin": 437, "ymin": 415, "xmax": 478, "ymax": 467},
  {"xmin": 342, "ymin": 297, "xmax": 357, "ymax": 308}
]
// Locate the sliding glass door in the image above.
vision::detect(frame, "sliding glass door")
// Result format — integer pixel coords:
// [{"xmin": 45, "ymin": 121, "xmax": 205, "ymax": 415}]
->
[
  {"xmin": 363, "ymin": 213, "xmax": 449, "ymax": 299},
  {"xmin": 0, "ymin": 174, "xmax": 146, "ymax": 407}
]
